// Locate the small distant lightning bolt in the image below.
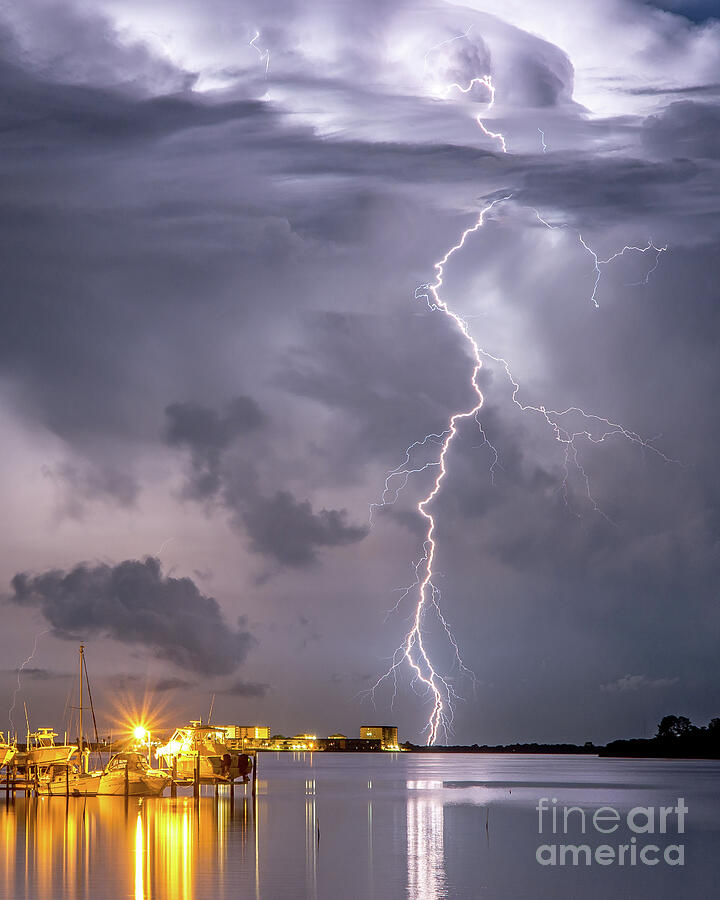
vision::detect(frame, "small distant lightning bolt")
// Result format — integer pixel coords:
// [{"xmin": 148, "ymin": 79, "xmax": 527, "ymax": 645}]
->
[
  {"xmin": 8, "ymin": 630, "xmax": 49, "ymax": 738},
  {"xmin": 371, "ymin": 60, "xmax": 673, "ymax": 744},
  {"xmin": 532, "ymin": 209, "xmax": 667, "ymax": 307},
  {"xmin": 250, "ymin": 30, "xmax": 270, "ymax": 78},
  {"xmin": 538, "ymin": 128, "xmax": 548, "ymax": 153},
  {"xmin": 156, "ymin": 537, "xmax": 175, "ymax": 556},
  {"xmin": 423, "ymin": 26, "xmax": 473, "ymax": 77}
]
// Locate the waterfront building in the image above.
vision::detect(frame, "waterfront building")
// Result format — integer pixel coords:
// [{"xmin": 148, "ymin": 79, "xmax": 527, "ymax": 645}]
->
[
  {"xmin": 360, "ymin": 725, "xmax": 399, "ymax": 750},
  {"xmin": 222, "ymin": 725, "xmax": 270, "ymax": 749}
]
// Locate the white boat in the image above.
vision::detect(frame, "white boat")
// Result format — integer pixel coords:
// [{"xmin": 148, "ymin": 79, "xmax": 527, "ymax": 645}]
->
[
  {"xmin": 21, "ymin": 728, "xmax": 78, "ymax": 767},
  {"xmin": 96, "ymin": 752, "xmax": 170, "ymax": 796},
  {"xmin": 38, "ymin": 764, "xmax": 102, "ymax": 796},
  {"xmin": 156, "ymin": 720, "xmax": 253, "ymax": 783},
  {"xmin": 0, "ymin": 734, "xmax": 16, "ymax": 769}
]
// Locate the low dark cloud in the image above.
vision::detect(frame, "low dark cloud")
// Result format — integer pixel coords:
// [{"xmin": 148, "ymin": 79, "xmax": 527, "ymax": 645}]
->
[
  {"xmin": 164, "ymin": 398, "xmax": 369, "ymax": 566},
  {"xmin": 43, "ymin": 461, "xmax": 139, "ymax": 518},
  {"xmin": 642, "ymin": 100, "xmax": 720, "ymax": 159},
  {"xmin": 220, "ymin": 679, "xmax": 270, "ymax": 697},
  {"xmin": 239, "ymin": 490, "xmax": 369, "ymax": 567},
  {"xmin": 10, "ymin": 557, "xmax": 256, "ymax": 675},
  {"xmin": 164, "ymin": 396, "xmax": 265, "ymax": 499}
]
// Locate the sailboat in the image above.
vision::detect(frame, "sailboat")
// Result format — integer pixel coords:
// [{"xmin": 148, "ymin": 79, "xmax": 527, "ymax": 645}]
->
[{"xmin": 39, "ymin": 645, "xmax": 102, "ymax": 796}]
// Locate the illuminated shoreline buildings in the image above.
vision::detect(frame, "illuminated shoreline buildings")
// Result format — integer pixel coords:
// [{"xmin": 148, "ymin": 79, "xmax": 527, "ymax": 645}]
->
[{"xmin": 218, "ymin": 725, "xmax": 402, "ymax": 752}]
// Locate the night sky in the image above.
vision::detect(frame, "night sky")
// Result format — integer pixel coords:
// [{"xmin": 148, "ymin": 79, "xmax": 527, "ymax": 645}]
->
[{"xmin": 2, "ymin": 0, "xmax": 719, "ymax": 745}]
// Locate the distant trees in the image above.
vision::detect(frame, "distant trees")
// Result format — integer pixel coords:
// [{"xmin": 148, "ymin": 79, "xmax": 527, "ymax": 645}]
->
[
  {"xmin": 602, "ymin": 714, "xmax": 720, "ymax": 758},
  {"xmin": 657, "ymin": 715, "xmax": 694, "ymax": 739}
]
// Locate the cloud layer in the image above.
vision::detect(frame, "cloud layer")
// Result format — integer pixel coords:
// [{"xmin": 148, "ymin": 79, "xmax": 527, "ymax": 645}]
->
[{"xmin": 10, "ymin": 558, "xmax": 255, "ymax": 675}]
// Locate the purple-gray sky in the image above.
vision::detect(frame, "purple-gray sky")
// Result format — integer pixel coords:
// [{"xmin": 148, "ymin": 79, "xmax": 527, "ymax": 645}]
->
[{"xmin": 1, "ymin": 0, "xmax": 719, "ymax": 745}]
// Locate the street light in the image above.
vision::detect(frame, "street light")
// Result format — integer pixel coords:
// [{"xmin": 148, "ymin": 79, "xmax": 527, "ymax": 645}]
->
[{"xmin": 133, "ymin": 725, "xmax": 151, "ymax": 765}]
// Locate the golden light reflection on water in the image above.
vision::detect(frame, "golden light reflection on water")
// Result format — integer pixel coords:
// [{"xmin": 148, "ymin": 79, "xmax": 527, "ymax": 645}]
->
[{"xmin": 1, "ymin": 790, "xmax": 258, "ymax": 900}]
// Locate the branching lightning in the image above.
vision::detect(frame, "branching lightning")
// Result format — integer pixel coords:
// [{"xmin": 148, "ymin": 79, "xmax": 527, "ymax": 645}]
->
[
  {"xmin": 8, "ymin": 629, "xmax": 49, "ymax": 738},
  {"xmin": 370, "ymin": 49, "xmax": 673, "ymax": 743},
  {"xmin": 532, "ymin": 209, "xmax": 667, "ymax": 308}
]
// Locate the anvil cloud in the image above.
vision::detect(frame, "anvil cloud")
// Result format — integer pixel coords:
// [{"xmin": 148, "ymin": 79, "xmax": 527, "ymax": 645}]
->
[{"xmin": 0, "ymin": 0, "xmax": 719, "ymax": 742}]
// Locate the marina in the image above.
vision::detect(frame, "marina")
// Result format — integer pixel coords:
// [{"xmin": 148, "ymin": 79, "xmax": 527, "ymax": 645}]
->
[{"xmin": 1, "ymin": 647, "xmax": 259, "ymax": 802}]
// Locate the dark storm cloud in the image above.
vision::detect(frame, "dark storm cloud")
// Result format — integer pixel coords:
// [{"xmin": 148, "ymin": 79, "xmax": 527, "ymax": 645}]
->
[
  {"xmin": 43, "ymin": 461, "xmax": 139, "ymax": 518},
  {"xmin": 163, "ymin": 398, "xmax": 369, "ymax": 566},
  {"xmin": 153, "ymin": 676, "xmax": 193, "ymax": 691},
  {"xmin": 9, "ymin": 557, "xmax": 256, "ymax": 675},
  {"xmin": 164, "ymin": 396, "xmax": 265, "ymax": 499},
  {"xmin": 220, "ymin": 679, "xmax": 270, "ymax": 697},
  {"xmin": 642, "ymin": 100, "xmax": 720, "ymax": 158},
  {"xmin": 646, "ymin": 0, "xmax": 720, "ymax": 22},
  {"xmin": 277, "ymin": 309, "xmax": 492, "ymax": 459},
  {"xmin": 0, "ymin": 667, "xmax": 71, "ymax": 681},
  {"xmin": 237, "ymin": 490, "xmax": 369, "ymax": 567}
]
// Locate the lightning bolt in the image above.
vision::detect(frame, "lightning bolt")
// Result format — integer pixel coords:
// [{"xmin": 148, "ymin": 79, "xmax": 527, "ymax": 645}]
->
[
  {"xmin": 538, "ymin": 128, "xmax": 548, "ymax": 153},
  {"xmin": 8, "ymin": 630, "xmax": 49, "ymax": 738},
  {"xmin": 531, "ymin": 209, "xmax": 667, "ymax": 308},
  {"xmin": 440, "ymin": 76, "xmax": 507, "ymax": 153},
  {"xmin": 250, "ymin": 30, "xmax": 270, "ymax": 78},
  {"xmin": 422, "ymin": 26, "xmax": 474, "ymax": 77},
  {"xmin": 370, "ymin": 61, "xmax": 673, "ymax": 744}
]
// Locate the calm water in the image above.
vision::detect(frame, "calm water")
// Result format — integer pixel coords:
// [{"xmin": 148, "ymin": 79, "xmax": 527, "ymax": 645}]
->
[{"xmin": 1, "ymin": 753, "xmax": 718, "ymax": 899}]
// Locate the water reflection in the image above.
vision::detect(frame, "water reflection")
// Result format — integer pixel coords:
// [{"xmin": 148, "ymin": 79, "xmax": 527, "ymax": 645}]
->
[
  {"xmin": 406, "ymin": 781, "xmax": 446, "ymax": 899},
  {"xmin": 2, "ymin": 791, "xmax": 256, "ymax": 899}
]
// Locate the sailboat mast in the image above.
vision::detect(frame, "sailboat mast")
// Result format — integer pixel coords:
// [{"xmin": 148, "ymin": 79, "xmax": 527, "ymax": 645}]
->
[{"xmin": 79, "ymin": 644, "xmax": 84, "ymax": 773}]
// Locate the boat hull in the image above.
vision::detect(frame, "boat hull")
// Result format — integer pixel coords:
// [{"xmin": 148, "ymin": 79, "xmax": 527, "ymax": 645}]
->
[
  {"xmin": 22, "ymin": 746, "xmax": 78, "ymax": 767},
  {"xmin": 40, "ymin": 772, "xmax": 102, "ymax": 797},
  {"xmin": 97, "ymin": 773, "xmax": 169, "ymax": 797}
]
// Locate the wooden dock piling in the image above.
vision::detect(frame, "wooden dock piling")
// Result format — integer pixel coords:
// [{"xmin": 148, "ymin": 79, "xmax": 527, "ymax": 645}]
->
[
  {"xmin": 251, "ymin": 754, "xmax": 257, "ymax": 798},
  {"xmin": 193, "ymin": 754, "xmax": 200, "ymax": 799}
]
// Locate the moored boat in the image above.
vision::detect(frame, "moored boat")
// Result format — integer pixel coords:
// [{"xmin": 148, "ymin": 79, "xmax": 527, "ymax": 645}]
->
[
  {"xmin": 20, "ymin": 728, "xmax": 77, "ymax": 768},
  {"xmin": 38, "ymin": 764, "xmax": 102, "ymax": 797},
  {"xmin": 0, "ymin": 734, "xmax": 16, "ymax": 769},
  {"xmin": 96, "ymin": 752, "xmax": 170, "ymax": 796},
  {"xmin": 156, "ymin": 720, "xmax": 253, "ymax": 783}
]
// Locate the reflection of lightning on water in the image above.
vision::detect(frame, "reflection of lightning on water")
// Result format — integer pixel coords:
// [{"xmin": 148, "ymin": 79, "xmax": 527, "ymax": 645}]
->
[
  {"xmin": 8, "ymin": 630, "xmax": 49, "ymax": 738},
  {"xmin": 370, "ymin": 57, "xmax": 672, "ymax": 743}
]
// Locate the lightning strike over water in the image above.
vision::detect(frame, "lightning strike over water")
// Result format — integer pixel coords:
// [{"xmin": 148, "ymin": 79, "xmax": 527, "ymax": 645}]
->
[
  {"xmin": 8, "ymin": 629, "xmax": 49, "ymax": 738},
  {"xmin": 371, "ymin": 63, "xmax": 674, "ymax": 744}
]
